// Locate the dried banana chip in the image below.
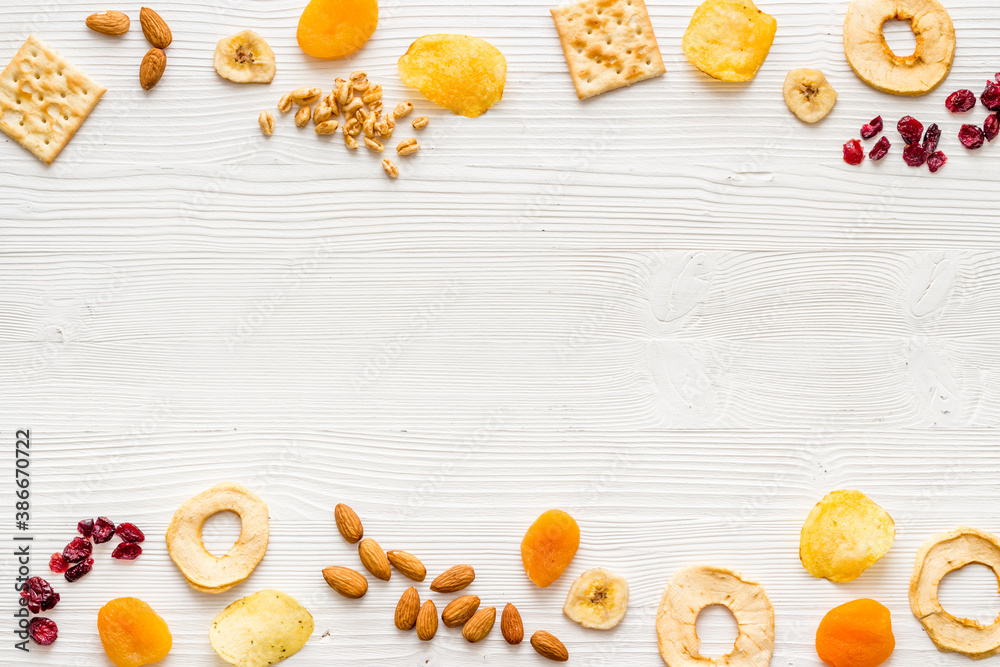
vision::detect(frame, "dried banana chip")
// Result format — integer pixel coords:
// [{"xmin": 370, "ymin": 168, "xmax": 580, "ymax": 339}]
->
[
  {"xmin": 398, "ymin": 34, "xmax": 506, "ymax": 117},
  {"xmin": 800, "ymin": 489, "xmax": 895, "ymax": 583},
  {"xmin": 682, "ymin": 0, "xmax": 776, "ymax": 82}
]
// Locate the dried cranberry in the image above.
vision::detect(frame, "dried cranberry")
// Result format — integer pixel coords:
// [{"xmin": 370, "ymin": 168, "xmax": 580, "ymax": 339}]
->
[
  {"xmin": 860, "ymin": 115, "xmax": 883, "ymax": 139},
  {"xmin": 903, "ymin": 143, "xmax": 928, "ymax": 166},
  {"xmin": 897, "ymin": 116, "xmax": 924, "ymax": 145},
  {"xmin": 985, "ymin": 114, "xmax": 1000, "ymax": 141},
  {"xmin": 927, "ymin": 151, "xmax": 948, "ymax": 173},
  {"xmin": 62, "ymin": 536, "xmax": 92, "ymax": 563},
  {"xmin": 959, "ymin": 124, "xmax": 986, "ymax": 149},
  {"xmin": 982, "ymin": 80, "xmax": 1000, "ymax": 111},
  {"xmin": 28, "ymin": 617, "xmax": 58, "ymax": 646},
  {"xmin": 65, "ymin": 557, "xmax": 94, "ymax": 582},
  {"xmin": 112, "ymin": 542, "xmax": 143, "ymax": 560},
  {"xmin": 945, "ymin": 89, "xmax": 977, "ymax": 113},
  {"xmin": 843, "ymin": 139, "xmax": 864, "ymax": 165},
  {"xmin": 922, "ymin": 123, "xmax": 941, "ymax": 153},
  {"xmin": 868, "ymin": 136, "xmax": 891, "ymax": 160},
  {"xmin": 116, "ymin": 522, "xmax": 145, "ymax": 543},
  {"xmin": 48, "ymin": 552, "xmax": 69, "ymax": 574},
  {"xmin": 20, "ymin": 577, "xmax": 60, "ymax": 613},
  {"xmin": 77, "ymin": 518, "xmax": 94, "ymax": 538},
  {"xmin": 92, "ymin": 516, "xmax": 115, "ymax": 544}
]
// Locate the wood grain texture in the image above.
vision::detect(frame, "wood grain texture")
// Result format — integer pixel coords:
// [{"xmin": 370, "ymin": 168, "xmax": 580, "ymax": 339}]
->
[{"xmin": 3, "ymin": 0, "xmax": 1000, "ymax": 664}]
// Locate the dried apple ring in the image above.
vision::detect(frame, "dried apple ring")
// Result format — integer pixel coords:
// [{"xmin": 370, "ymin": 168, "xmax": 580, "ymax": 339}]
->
[
  {"xmin": 656, "ymin": 565, "xmax": 774, "ymax": 667},
  {"xmin": 166, "ymin": 482, "xmax": 269, "ymax": 594},
  {"xmin": 909, "ymin": 527, "xmax": 1000, "ymax": 659}
]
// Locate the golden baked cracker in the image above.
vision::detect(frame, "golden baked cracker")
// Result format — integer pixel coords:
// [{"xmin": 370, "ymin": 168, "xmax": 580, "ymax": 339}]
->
[
  {"xmin": 550, "ymin": 0, "xmax": 665, "ymax": 99},
  {"xmin": 0, "ymin": 35, "xmax": 105, "ymax": 164}
]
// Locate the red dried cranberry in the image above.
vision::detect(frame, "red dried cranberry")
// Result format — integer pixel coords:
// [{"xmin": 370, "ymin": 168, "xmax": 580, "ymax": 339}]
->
[
  {"xmin": 982, "ymin": 80, "xmax": 1000, "ymax": 111},
  {"xmin": 48, "ymin": 552, "xmax": 69, "ymax": 574},
  {"xmin": 922, "ymin": 123, "xmax": 941, "ymax": 153},
  {"xmin": 116, "ymin": 522, "xmax": 145, "ymax": 543},
  {"xmin": 868, "ymin": 136, "xmax": 891, "ymax": 160},
  {"xmin": 92, "ymin": 516, "xmax": 116, "ymax": 544},
  {"xmin": 62, "ymin": 536, "xmax": 92, "ymax": 563},
  {"xmin": 65, "ymin": 557, "xmax": 94, "ymax": 582},
  {"xmin": 27, "ymin": 617, "xmax": 58, "ymax": 645},
  {"xmin": 77, "ymin": 518, "xmax": 94, "ymax": 538},
  {"xmin": 959, "ymin": 124, "xmax": 986, "ymax": 149},
  {"xmin": 927, "ymin": 151, "xmax": 948, "ymax": 173},
  {"xmin": 985, "ymin": 114, "xmax": 999, "ymax": 141},
  {"xmin": 903, "ymin": 143, "xmax": 928, "ymax": 167},
  {"xmin": 860, "ymin": 115, "xmax": 883, "ymax": 139},
  {"xmin": 842, "ymin": 139, "xmax": 864, "ymax": 165},
  {"xmin": 945, "ymin": 89, "xmax": 977, "ymax": 113},
  {"xmin": 112, "ymin": 542, "xmax": 143, "ymax": 560},
  {"xmin": 20, "ymin": 577, "xmax": 60, "ymax": 613},
  {"xmin": 897, "ymin": 116, "xmax": 924, "ymax": 145}
]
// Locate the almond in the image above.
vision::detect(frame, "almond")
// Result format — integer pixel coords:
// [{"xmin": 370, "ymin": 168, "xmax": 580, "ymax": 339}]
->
[
  {"xmin": 139, "ymin": 48, "xmax": 166, "ymax": 91},
  {"xmin": 462, "ymin": 606, "xmax": 496, "ymax": 643},
  {"xmin": 395, "ymin": 586, "xmax": 420, "ymax": 630},
  {"xmin": 387, "ymin": 550, "xmax": 426, "ymax": 582},
  {"xmin": 358, "ymin": 537, "xmax": 391, "ymax": 581},
  {"xmin": 334, "ymin": 503, "xmax": 364, "ymax": 543},
  {"xmin": 501, "ymin": 603, "xmax": 524, "ymax": 644},
  {"xmin": 416, "ymin": 599, "xmax": 438, "ymax": 641},
  {"xmin": 430, "ymin": 564, "xmax": 475, "ymax": 593},
  {"xmin": 322, "ymin": 565, "xmax": 368, "ymax": 599},
  {"xmin": 531, "ymin": 630, "xmax": 569, "ymax": 662},
  {"xmin": 139, "ymin": 7, "xmax": 172, "ymax": 49},
  {"xmin": 442, "ymin": 595, "xmax": 480, "ymax": 628},
  {"xmin": 85, "ymin": 11, "xmax": 130, "ymax": 36}
]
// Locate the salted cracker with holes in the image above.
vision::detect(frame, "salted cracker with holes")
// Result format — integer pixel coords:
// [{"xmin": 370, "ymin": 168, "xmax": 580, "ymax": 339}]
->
[
  {"xmin": 0, "ymin": 35, "xmax": 105, "ymax": 164},
  {"xmin": 550, "ymin": 0, "xmax": 665, "ymax": 99}
]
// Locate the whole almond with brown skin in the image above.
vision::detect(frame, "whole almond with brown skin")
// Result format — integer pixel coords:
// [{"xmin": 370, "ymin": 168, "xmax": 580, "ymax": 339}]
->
[
  {"xmin": 139, "ymin": 48, "xmax": 165, "ymax": 90},
  {"xmin": 139, "ymin": 7, "xmax": 172, "ymax": 48},
  {"xmin": 416, "ymin": 599, "xmax": 437, "ymax": 641},
  {"xmin": 387, "ymin": 550, "xmax": 426, "ymax": 582},
  {"xmin": 531, "ymin": 631, "xmax": 569, "ymax": 662},
  {"xmin": 462, "ymin": 606, "xmax": 496, "ymax": 643},
  {"xmin": 322, "ymin": 566, "xmax": 368, "ymax": 599},
  {"xmin": 86, "ymin": 11, "xmax": 130, "ymax": 36},
  {"xmin": 442, "ymin": 595, "xmax": 480, "ymax": 628},
  {"xmin": 430, "ymin": 564, "xmax": 475, "ymax": 592},
  {"xmin": 358, "ymin": 537, "xmax": 391, "ymax": 581},
  {"xmin": 395, "ymin": 587, "xmax": 420, "ymax": 630},
  {"xmin": 501, "ymin": 603, "xmax": 524, "ymax": 644},
  {"xmin": 334, "ymin": 503, "xmax": 363, "ymax": 543}
]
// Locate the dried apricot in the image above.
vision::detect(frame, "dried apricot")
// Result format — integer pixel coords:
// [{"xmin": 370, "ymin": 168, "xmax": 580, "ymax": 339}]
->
[
  {"xmin": 816, "ymin": 599, "xmax": 895, "ymax": 667},
  {"xmin": 521, "ymin": 509, "xmax": 579, "ymax": 588},
  {"xmin": 98, "ymin": 597, "xmax": 172, "ymax": 667},
  {"xmin": 398, "ymin": 34, "xmax": 506, "ymax": 117},
  {"xmin": 297, "ymin": 0, "xmax": 378, "ymax": 59}
]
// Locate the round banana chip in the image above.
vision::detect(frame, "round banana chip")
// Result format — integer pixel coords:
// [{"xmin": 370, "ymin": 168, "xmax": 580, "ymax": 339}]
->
[
  {"xmin": 783, "ymin": 69, "xmax": 838, "ymax": 123},
  {"xmin": 843, "ymin": 0, "xmax": 955, "ymax": 96},
  {"xmin": 214, "ymin": 30, "xmax": 276, "ymax": 84},
  {"xmin": 656, "ymin": 565, "xmax": 774, "ymax": 667},
  {"xmin": 166, "ymin": 482, "xmax": 269, "ymax": 594},
  {"xmin": 563, "ymin": 568, "xmax": 629, "ymax": 630},
  {"xmin": 800, "ymin": 489, "xmax": 895, "ymax": 583},
  {"xmin": 909, "ymin": 527, "xmax": 1000, "ymax": 659}
]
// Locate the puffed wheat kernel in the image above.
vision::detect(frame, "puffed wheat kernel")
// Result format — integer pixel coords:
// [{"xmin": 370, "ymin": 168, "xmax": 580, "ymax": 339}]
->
[
  {"xmin": 382, "ymin": 158, "xmax": 399, "ymax": 178},
  {"xmin": 277, "ymin": 94, "xmax": 293, "ymax": 113},
  {"xmin": 364, "ymin": 136, "xmax": 384, "ymax": 152},
  {"xmin": 411, "ymin": 116, "xmax": 429, "ymax": 129},
  {"xmin": 291, "ymin": 87, "xmax": 322, "ymax": 105},
  {"xmin": 393, "ymin": 102, "xmax": 414, "ymax": 119},
  {"xmin": 258, "ymin": 110, "xmax": 274, "ymax": 136},
  {"xmin": 315, "ymin": 120, "xmax": 340, "ymax": 135},
  {"xmin": 396, "ymin": 137, "xmax": 419, "ymax": 155},
  {"xmin": 295, "ymin": 105, "xmax": 312, "ymax": 127}
]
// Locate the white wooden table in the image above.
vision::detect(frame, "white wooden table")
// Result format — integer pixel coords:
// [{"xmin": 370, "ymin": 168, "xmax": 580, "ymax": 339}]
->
[{"xmin": 3, "ymin": 0, "xmax": 1000, "ymax": 664}]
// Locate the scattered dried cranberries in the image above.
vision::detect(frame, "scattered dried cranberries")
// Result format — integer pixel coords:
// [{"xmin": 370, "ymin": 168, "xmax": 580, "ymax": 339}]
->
[
  {"xmin": 945, "ymin": 89, "xmax": 977, "ymax": 113},
  {"xmin": 112, "ymin": 542, "xmax": 143, "ymax": 560},
  {"xmin": 48, "ymin": 552, "xmax": 69, "ymax": 574},
  {"xmin": 28, "ymin": 617, "xmax": 58, "ymax": 645},
  {"xmin": 65, "ymin": 557, "xmax": 94, "ymax": 582},
  {"xmin": 77, "ymin": 518, "xmax": 94, "ymax": 538},
  {"xmin": 868, "ymin": 136, "xmax": 890, "ymax": 160},
  {"xmin": 843, "ymin": 139, "xmax": 864, "ymax": 165},
  {"xmin": 903, "ymin": 143, "xmax": 928, "ymax": 166},
  {"xmin": 861, "ymin": 115, "xmax": 883, "ymax": 140},
  {"xmin": 985, "ymin": 114, "xmax": 999, "ymax": 142},
  {"xmin": 20, "ymin": 577, "xmax": 60, "ymax": 613},
  {"xmin": 959, "ymin": 124, "xmax": 985, "ymax": 149},
  {"xmin": 116, "ymin": 522, "xmax": 145, "ymax": 544},
  {"xmin": 897, "ymin": 116, "xmax": 923, "ymax": 145},
  {"xmin": 927, "ymin": 151, "xmax": 948, "ymax": 172},
  {"xmin": 982, "ymin": 80, "xmax": 1000, "ymax": 111},
  {"xmin": 62, "ymin": 536, "xmax": 93, "ymax": 563},
  {"xmin": 92, "ymin": 517, "xmax": 116, "ymax": 544},
  {"xmin": 922, "ymin": 123, "xmax": 941, "ymax": 153}
]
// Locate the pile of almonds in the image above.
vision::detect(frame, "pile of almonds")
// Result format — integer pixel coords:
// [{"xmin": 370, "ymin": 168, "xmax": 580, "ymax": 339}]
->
[
  {"xmin": 323, "ymin": 503, "xmax": 569, "ymax": 661},
  {"xmin": 260, "ymin": 72, "xmax": 428, "ymax": 179},
  {"xmin": 86, "ymin": 7, "xmax": 172, "ymax": 90}
]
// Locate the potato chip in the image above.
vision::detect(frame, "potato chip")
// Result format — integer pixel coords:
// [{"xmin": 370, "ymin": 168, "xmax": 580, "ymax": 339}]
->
[
  {"xmin": 210, "ymin": 589, "xmax": 313, "ymax": 667},
  {"xmin": 682, "ymin": 0, "xmax": 776, "ymax": 82},
  {"xmin": 398, "ymin": 34, "xmax": 506, "ymax": 117},
  {"xmin": 800, "ymin": 489, "xmax": 895, "ymax": 583}
]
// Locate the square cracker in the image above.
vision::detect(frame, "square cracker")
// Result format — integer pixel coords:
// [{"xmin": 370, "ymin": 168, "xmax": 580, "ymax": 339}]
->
[
  {"xmin": 551, "ymin": 0, "xmax": 665, "ymax": 99},
  {"xmin": 0, "ymin": 35, "xmax": 105, "ymax": 164}
]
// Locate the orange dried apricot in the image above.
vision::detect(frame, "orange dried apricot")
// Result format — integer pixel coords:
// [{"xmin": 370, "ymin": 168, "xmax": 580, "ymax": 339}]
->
[
  {"xmin": 397, "ymin": 34, "xmax": 506, "ymax": 117},
  {"xmin": 816, "ymin": 599, "xmax": 895, "ymax": 667},
  {"xmin": 521, "ymin": 509, "xmax": 579, "ymax": 588},
  {"xmin": 98, "ymin": 597, "xmax": 172, "ymax": 667},
  {"xmin": 297, "ymin": 0, "xmax": 378, "ymax": 59}
]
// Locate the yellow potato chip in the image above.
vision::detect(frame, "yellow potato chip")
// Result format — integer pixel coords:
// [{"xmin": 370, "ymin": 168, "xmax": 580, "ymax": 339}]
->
[
  {"xmin": 800, "ymin": 489, "xmax": 895, "ymax": 583},
  {"xmin": 682, "ymin": 0, "xmax": 777, "ymax": 82},
  {"xmin": 210, "ymin": 590, "xmax": 313, "ymax": 667},
  {"xmin": 398, "ymin": 34, "xmax": 506, "ymax": 117}
]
